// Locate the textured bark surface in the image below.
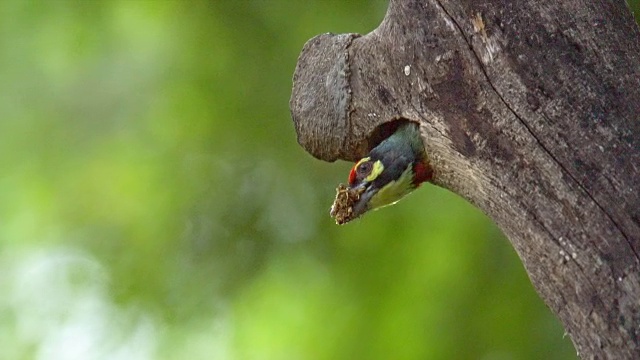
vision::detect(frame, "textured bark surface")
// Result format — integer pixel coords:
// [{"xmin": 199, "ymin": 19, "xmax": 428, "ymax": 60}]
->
[{"xmin": 290, "ymin": 0, "xmax": 640, "ymax": 358}]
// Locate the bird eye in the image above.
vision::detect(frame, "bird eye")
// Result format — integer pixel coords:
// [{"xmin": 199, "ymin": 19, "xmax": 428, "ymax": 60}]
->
[{"xmin": 357, "ymin": 161, "xmax": 372, "ymax": 175}]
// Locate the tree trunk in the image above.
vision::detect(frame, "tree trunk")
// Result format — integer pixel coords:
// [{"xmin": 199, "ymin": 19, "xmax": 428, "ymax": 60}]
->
[{"xmin": 289, "ymin": 0, "xmax": 640, "ymax": 358}]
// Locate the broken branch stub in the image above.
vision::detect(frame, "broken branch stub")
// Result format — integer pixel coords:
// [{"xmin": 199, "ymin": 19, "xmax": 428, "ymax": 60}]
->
[{"xmin": 290, "ymin": 33, "xmax": 361, "ymax": 162}]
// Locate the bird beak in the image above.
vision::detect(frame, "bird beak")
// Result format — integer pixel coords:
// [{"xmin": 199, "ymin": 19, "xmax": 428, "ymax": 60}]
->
[{"xmin": 350, "ymin": 182, "xmax": 378, "ymax": 219}]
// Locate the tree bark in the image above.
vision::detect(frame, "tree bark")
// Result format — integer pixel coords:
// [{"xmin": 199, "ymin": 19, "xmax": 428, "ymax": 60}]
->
[{"xmin": 289, "ymin": 0, "xmax": 640, "ymax": 358}]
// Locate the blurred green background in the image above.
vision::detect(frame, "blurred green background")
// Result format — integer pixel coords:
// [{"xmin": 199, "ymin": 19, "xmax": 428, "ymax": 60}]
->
[{"xmin": 1, "ymin": 1, "xmax": 639, "ymax": 359}]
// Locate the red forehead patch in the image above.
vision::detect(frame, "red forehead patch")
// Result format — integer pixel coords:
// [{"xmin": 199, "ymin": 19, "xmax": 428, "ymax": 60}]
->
[{"xmin": 348, "ymin": 165, "xmax": 357, "ymax": 185}]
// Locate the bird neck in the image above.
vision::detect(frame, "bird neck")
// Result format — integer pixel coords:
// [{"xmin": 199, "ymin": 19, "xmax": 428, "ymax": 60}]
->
[
  {"xmin": 368, "ymin": 165, "xmax": 416, "ymax": 210},
  {"xmin": 388, "ymin": 123, "xmax": 430, "ymax": 185}
]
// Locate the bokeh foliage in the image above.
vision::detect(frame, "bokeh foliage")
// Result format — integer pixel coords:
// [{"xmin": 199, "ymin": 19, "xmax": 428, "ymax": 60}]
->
[{"xmin": 2, "ymin": 1, "xmax": 638, "ymax": 359}]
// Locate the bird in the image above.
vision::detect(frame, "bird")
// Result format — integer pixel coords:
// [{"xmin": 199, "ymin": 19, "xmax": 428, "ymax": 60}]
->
[{"xmin": 346, "ymin": 122, "xmax": 432, "ymax": 220}]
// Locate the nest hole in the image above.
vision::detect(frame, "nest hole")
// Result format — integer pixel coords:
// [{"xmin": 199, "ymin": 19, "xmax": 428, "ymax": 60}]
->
[{"xmin": 365, "ymin": 118, "xmax": 419, "ymax": 152}]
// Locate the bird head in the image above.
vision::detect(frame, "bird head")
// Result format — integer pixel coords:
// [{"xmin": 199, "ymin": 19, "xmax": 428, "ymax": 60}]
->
[{"xmin": 346, "ymin": 122, "xmax": 431, "ymax": 219}]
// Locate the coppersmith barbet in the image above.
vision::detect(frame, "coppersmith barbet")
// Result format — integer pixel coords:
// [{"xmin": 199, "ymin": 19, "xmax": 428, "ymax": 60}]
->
[{"xmin": 332, "ymin": 122, "xmax": 431, "ymax": 223}]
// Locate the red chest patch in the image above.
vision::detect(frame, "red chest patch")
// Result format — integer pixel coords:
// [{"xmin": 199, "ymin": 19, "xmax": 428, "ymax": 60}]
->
[{"xmin": 412, "ymin": 161, "xmax": 432, "ymax": 186}]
